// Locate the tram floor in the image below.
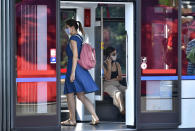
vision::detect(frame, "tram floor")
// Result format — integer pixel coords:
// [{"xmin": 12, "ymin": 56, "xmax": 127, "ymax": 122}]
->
[
  {"xmin": 61, "ymin": 122, "xmax": 195, "ymax": 131},
  {"xmin": 61, "ymin": 122, "xmax": 135, "ymax": 131}
]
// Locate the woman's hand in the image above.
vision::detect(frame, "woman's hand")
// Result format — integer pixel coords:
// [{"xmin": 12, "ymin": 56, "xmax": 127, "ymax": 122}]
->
[
  {"xmin": 70, "ymin": 73, "xmax": 75, "ymax": 82},
  {"xmin": 105, "ymin": 57, "xmax": 112, "ymax": 69},
  {"xmin": 106, "ymin": 57, "xmax": 112, "ymax": 64}
]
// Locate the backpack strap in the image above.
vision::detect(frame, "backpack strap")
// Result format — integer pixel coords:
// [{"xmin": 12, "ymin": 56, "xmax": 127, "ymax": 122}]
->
[{"xmin": 75, "ymin": 34, "xmax": 83, "ymax": 43}]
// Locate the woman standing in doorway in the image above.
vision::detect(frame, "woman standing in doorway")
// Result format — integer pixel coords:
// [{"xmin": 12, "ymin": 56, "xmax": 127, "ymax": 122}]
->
[{"xmin": 61, "ymin": 19, "xmax": 99, "ymax": 126}]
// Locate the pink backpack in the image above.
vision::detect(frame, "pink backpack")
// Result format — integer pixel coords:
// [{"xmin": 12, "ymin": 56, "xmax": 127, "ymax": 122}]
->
[{"xmin": 76, "ymin": 35, "xmax": 96, "ymax": 70}]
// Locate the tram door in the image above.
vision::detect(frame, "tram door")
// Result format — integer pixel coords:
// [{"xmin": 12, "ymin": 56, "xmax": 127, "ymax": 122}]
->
[
  {"xmin": 14, "ymin": 0, "xmax": 60, "ymax": 131},
  {"xmin": 137, "ymin": 0, "xmax": 181, "ymax": 129}
]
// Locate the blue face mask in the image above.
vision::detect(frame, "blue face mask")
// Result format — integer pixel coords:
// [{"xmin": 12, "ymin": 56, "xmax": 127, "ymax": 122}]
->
[{"xmin": 65, "ymin": 28, "xmax": 70, "ymax": 35}]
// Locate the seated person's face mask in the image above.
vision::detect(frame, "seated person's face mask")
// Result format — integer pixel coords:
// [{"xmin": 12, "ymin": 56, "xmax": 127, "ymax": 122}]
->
[{"xmin": 110, "ymin": 54, "xmax": 117, "ymax": 61}]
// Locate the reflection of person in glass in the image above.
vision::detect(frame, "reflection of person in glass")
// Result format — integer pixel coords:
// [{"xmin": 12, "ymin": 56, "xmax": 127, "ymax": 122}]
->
[
  {"xmin": 166, "ymin": 19, "xmax": 178, "ymax": 69},
  {"xmin": 61, "ymin": 19, "xmax": 99, "ymax": 126},
  {"xmin": 103, "ymin": 47, "xmax": 127, "ymax": 114},
  {"xmin": 186, "ymin": 36, "xmax": 195, "ymax": 75}
]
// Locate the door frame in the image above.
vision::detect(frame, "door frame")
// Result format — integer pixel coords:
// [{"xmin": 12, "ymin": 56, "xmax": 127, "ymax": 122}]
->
[
  {"xmin": 135, "ymin": 0, "xmax": 182, "ymax": 129},
  {"xmin": 125, "ymin": 2, "xmax": 135, "ymax": 127},
  {"xmin": 1, "ymin": 0, "xmax": 14, "ymax": 131},
  {"xmin": 0, "ymin": 1, "xmax": 2, "ymax": 130},
  {"xmin": 11, "ymin": 0, "xmax": 61, "ymax": 130},
  {"xmin": 5, "ymin": 0, "xmax": 182, "ymax": 130},
  {"xmin": 60, "ymin": 0, "xmax": 136, "ymax": 123}
]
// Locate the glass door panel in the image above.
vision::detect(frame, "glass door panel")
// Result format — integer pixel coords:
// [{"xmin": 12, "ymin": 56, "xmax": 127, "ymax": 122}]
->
[
  {"xmin": 14, "ymin": 0, "xmax": 59, "ymax": 128},
  {"xmin": 182, "ymin": 0, "xmax": 195, "ymax": 77},
  {"xmin": 138, "ymin": 0, "xmax": 181, "ymax": 129}
]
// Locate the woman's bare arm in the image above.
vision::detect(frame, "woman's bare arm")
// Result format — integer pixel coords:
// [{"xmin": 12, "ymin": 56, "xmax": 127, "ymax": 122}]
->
[
  {"xmin": 116, "ymin": 62, "xmax": 123, "ymax": 81},
  {"xmin": 104, "ymin": 62, "xmax": 112, "ymax": 80},
  {"xmin": 70, "ymin": 40, "xmax": 78, "ymax": 75},
  {"xmin": 109, "ymin": 62, "xmax": 122, "ymax": 81}
]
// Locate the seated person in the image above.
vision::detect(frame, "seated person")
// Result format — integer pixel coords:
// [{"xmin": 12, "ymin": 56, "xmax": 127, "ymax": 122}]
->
[{"xmin": 103, "ymin": 46, "xmax": 127, "ymax": 114}]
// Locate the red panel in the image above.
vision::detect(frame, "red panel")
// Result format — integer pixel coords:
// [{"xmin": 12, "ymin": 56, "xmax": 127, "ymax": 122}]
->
[
  {"xmin": 18, "ymin": 70, "xmax": 56, "ymax": 78},
  {"xmin": 142, "ymin": 69, "xmax": 176, "ymax": 74},
  {"xmin": 84, "ymin": 9, "xmax": 91, "ymax": 27},
  {"xmin": 17, "ymin": 82, "xmax": 56, "ymax": 103},
  {"xmin": 61, "ymin": 68, "xmax": 67, "ymax": 73}
]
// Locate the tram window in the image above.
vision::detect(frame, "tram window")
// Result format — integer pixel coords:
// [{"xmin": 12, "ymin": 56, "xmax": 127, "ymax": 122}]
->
[
  {"xmin": 96, "ymin": 5, "xmax": 126, "ymax": 74},
  {"xmin": 96, "ymin": 4, "xmax": 125, "ymax": 19},
  {"xmin": 182, "ymin": 1, "xmax": 195, "ymax": 76},
  {"xmin": 95, "ymin": 4, "xmax": 126, "ymax": 121},
  {"xmin": 103, "ymin": 22, "xmax": 126, "ymax": 74}
]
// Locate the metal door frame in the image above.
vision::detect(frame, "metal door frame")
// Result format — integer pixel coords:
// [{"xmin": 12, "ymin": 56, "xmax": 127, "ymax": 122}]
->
[
  {"xmin": 0, "ymin": 1, "xmax": 2, "ymax": 130},
  {"xmin": 60, "ymin": 0, "xmax": 137, "ymax": 124},
  {"xmin": 1, "ymin": 0, "xmax": 13, "ymax": 131},
  {"xmin": 135, "ymin": 0, "xmax": 182, "ymax": 129},
  {"xmin": 3, "ymin": 1, "xmax": 136, "ymax": 130},
  {"xmin": 11, "ymin": 0, "xmax": 61, "ymax": 131},
  {"xmin": 2, "ymin": 0, "xmax": 183, "ymax": 130}
]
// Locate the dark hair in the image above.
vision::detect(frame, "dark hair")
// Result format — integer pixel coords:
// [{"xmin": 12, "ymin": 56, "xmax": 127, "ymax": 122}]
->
[
  {"xmin": 104, "ymin": 46, "xmax": 116, "ymax": 58},
  {"xmin": 65, "ymin": 19, "xmax": 85, "ymax": 35}
]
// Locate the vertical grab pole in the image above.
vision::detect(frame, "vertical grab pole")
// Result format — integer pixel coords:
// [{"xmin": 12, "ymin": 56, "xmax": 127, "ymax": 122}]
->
[{"xmin": 100, "ymin": 6, "xmax": 104, "ymax": 100}]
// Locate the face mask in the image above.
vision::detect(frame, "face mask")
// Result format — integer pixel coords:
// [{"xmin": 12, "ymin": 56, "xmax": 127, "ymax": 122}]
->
[
  {"xmin": 110, "ymin": 55, "xmax": 117, "ymax": 61},
  {"xmin": 65, "ymin": 28, "xmax": 70, "ymax": 35}
]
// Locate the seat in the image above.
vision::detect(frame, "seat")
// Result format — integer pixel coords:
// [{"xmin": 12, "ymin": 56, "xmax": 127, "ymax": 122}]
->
[{"xmin": 96, "ymin": 92, "xmax": 125, "ymax": 122}]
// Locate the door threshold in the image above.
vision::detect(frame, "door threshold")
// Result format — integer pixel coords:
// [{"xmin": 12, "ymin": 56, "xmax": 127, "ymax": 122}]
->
[{"xmin": 61, "ymin": 122, "xmax": 136, "ymax": 131}]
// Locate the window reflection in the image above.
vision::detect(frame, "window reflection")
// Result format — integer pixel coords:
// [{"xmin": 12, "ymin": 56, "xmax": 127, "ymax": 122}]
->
[
  {"xmin": 141, "ymin": 1, "xmax": 178, "ymax": 74},
  {"xmin": 15, "ymin": 0, "xmax": 57, "ymax": 116},
  {"xmin": 141, "ymin": 0, "xmax": 179, "ymax": 113},
  {"xmin": 182, "ymin": 0, "xmax": 195, "ymax": 76},
  {"xmin": 141, "ymin": 81, "xmax": 177, "ymax": 112}
]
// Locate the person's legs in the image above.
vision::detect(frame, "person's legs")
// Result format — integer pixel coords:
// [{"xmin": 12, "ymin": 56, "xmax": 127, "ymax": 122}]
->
[
  {"xmin": 67, "ymin": 93, "xmax": 76, "ymax": 122},
  {"xmin": 117, "ymin": 84, "xmax": 127, "ymax": 95},
  {"xmin": 61, "ymin": 93, "xmax": 76, "ymax": 125},
  {"xmin": 117, "ymin": 85, "xmax": 127, "ymax": 114},
  {"xmin": 104, "ymin": 84, "xmax": 119, "ymax": 106},
  {"xmin": 104, "ymin": 82, "xmax": 125, "ymax": 113},
  {"xmin": 76, "ymin": 92, "xmax": 99, "ymax": 122},
  {"xmin": 114, "ymin": 91, "xmax": 125, "ymax": 113}
]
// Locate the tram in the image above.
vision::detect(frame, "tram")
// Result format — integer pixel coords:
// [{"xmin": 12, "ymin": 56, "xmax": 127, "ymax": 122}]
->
[{"xmin": 1, "ymin": 0, "xmax": 195, "ymax": 131}]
